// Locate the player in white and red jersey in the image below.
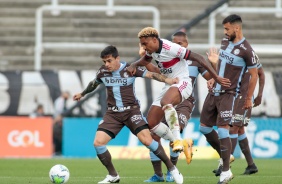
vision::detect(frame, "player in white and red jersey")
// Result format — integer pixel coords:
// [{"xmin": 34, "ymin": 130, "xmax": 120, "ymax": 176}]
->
[{"xmin": 127, "ymin": 27, "xmax": 231, "ymax": 157}]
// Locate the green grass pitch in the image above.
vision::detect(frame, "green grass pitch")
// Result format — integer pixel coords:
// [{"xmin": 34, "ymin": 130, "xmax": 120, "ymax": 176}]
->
[{"xmin": 0, "ymin": 158, "xmax": 281, "ymax": 184}]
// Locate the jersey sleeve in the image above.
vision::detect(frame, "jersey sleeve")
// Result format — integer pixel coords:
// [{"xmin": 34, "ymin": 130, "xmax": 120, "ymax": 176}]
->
[
  {"xmin": 244, "ymin": 46, "xmax": 258, "ymax": 69},
  {"xmin": 167, "ymin": 41, "xmax": 191, "ymax": 60},
  {"xmin": 134, "ymin": 66, "xmax": 147, "ymax": 77}
]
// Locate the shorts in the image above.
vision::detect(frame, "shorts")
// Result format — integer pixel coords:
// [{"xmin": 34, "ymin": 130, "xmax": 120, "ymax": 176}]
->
[
  {"xmin": 152, "ymin": 78, "xmax": 193, "ymax": 107},
  {"xmin": 200, "ymin": 92, "xmax": 237, "ymax": 127},
  {"xmin": 161, "ymin": 97, "xmax": 195, "ymax": 132},
  {"xmin": 231, "ymin": 95, "xmax": 252, "ymax": 127},
  {"xmin": 98, "ymin": 108, "xmax": 148, "ymax": 138}
]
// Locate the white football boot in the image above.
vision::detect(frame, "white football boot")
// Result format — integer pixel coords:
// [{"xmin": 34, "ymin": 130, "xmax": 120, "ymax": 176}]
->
[
  {"xmin": 170, "ymin": 166, "xmax": 183, "ymax": 184},
  {"xmin": 98, "ymin": 175, "xmax": 120, "ymax": 184}
]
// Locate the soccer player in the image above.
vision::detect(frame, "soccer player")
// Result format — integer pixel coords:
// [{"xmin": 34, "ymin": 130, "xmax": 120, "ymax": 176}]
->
[
  {"xmin": 73, "ymin": 45, "xmax": 184, "ymax": 184},
  {"xmin": 199, "ymin": 14, "xmax": 259, "ymax": 184},
  {"xmin": 126, "ymin": 27, "xmax": 230, "ymax": 159},
  {"xmin": 142, "ymin": 31, "xmax": 215, "ymax": 182}
]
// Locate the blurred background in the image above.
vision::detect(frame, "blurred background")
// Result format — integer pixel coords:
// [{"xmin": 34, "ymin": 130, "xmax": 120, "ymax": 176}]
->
[{"xmin": 0, "ymin": 0, "xmax": 281, "ymax": 159}]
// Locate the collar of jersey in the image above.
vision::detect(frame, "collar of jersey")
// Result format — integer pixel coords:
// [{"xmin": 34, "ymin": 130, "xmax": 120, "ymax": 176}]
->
[
  {"xmin": 229, "ymin": 37, "xmax": 246, "ymax": 46},
  {"xmin": 156, "ymin": 38, "xmax": 163, "ymax": 54},
  {"xmin": 113, "ymin": 61, "xmax": 126, "ymax": 73}
]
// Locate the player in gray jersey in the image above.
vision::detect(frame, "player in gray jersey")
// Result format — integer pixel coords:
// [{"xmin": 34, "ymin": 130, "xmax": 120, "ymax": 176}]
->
[
  {"xmin": 73, "ymin": 45, "xmax": 184, "ymax": 184},
  {"xmin": 200, "ymin": 14, "xmax": 259, "ymax": 184},
  {"xmin": 142, "ymin": 32, "xmax": 217, "ymax": 182}
]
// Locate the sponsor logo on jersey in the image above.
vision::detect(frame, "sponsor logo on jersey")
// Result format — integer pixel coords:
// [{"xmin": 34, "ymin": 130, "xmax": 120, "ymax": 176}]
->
[
  {"xmin": 240, "ymin": 44, "xmax": 247, "ymax": 50},
  {"xmin": 104, "ymin": 77, "xmax": 128, "ymax": 86},
  {"xmin": 220, "ymin": 51, "xmax": 234, "ymax": 64},
  {"xmin": 160, "ymin": 68, "xmax": 172, "ymax": 74}
]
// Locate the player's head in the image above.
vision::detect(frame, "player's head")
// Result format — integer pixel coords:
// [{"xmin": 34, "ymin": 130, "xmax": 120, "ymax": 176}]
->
[
  {"xmin": 172, "ymin": 31, "xmax": 188, "ymax": 48},
  {"xmin": 100, "ymin": 45, "xmax": 120, "ymax": 72},
  {"xmin": 138, "ymin": 27, "xmax": 160, "ymax": 54},
  {"xmin": 222, "ymin": 14, "xmax": 242, "ymax": 42}
]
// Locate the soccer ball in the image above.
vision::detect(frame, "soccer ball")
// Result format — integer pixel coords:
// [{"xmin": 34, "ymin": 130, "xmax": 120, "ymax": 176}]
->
[{"xmin": 49, "ymin": 164, "xmax": 70, "ymax": 184}]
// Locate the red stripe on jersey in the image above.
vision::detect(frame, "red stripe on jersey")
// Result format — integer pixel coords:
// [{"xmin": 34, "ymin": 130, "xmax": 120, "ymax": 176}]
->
[
  {"xmin": 161, "ymin": 58, "xmax": 180, "ymax": 68},
  {"xmin": 184, "ymin": 49, "xmax": 191, "ymax": 60},
  {"xmin": 162, "ymin": 43, "xmax": 171, "ymax": 50}
]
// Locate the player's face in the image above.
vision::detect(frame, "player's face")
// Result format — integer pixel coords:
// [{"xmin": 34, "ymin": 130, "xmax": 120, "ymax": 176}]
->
[
  {"xmin": 139, "ymin": 37, "xmax": 158, "ymax": 54},
  {"xmin": 223, "ymin": 22, "xmax": 236, "ymax": 41},
  {"xmin": 102, "ymin": 55, "xmax": 120, "ymax": 72},
  {"xmin": 172, "ymin": 36, "xmax": 188, "ymax": 48}
]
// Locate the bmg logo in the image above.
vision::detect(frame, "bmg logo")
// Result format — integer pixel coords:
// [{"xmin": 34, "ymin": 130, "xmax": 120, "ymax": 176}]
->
[
  {"xmin": 105, "ymin": 77, "xmax": 128, "ymax": 86},
  {"xmin": 7, "ymin": 130, "xmax": 44, "ymax": 147}
]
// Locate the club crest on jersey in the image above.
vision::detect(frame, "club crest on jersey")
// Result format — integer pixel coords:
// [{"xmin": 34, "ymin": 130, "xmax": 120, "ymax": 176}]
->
[
  {"xmin": 123, "ymin": 72, "xmax": 129, "ymax": 78},
  {"xmin": 234, "ymin": 49, "xmax": 240, "ymax": 55}
]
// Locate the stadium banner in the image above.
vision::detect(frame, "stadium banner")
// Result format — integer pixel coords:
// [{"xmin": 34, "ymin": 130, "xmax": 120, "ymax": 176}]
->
[
  {"xmin": 63, "ymin": 117, "xmax": 282, "ymax": 159},
  {"xmin": 0, "ymin": 70, "xmax": 281, "ymax": 117},
  {"xmin": 0, "ymin": 117, "xmax": 53, "ymax": 158}
]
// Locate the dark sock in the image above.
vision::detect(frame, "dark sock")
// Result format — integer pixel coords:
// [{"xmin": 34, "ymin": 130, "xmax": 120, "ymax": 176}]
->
[
  {"xmin": 151, "ymin": 160, "xmax": 163, "ymax": 177},
  {"xmin": 239, "ymin": 138, "xmax": 254, "ymax": 166},
  {"xmin": 220, "ymin": 137, "xmax": 231, "ymax": 171},
  {"xmin": 170, "ymin": 156, "xmax": 178, "ymax": 166},
  {"xmin": 230, "ymin": 137, "xmax": 238, "ymax": 154},
  {"xmin": 204, "ymin": 130, "xmax": 221, "ymax": 156},
  {"xmin": 153, "ymin": 144, "xmax": 174, "ymax": 171},
  {"xmin": 97, "ymin": 150, "xmax": 117, "ymax": 176}
]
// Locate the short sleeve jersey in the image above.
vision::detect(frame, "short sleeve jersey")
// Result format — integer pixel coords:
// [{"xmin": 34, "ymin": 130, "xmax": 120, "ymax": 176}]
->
[
  {"xmin": 95, "ymin": 61, "xmax": 147, "ymax": 107},
  {"xmin": 215, "ymin": 37, "xmax": 258, "ymax": 94},
  {"xmin": 240, "ymin": 60, "xmax": 262, "ymax": 97},
  {"xmin": 145, "ymin": 38, "xmax": 191, "ymax": 80}
]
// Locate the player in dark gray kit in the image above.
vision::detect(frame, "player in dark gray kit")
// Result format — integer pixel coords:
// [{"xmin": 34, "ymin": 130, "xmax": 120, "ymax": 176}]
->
[
  {"xmin": 73, "ymin": 45, "xmax": 184, "ymax": 184},
  {"xmin": 200, "ymin": 14, "xmax": 258, "ymax": 184}
]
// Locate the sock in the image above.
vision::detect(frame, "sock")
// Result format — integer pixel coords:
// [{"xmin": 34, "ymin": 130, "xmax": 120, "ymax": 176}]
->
[
  {"xmin": 147, "ymin": 141, "xmax": 174, "ymax": 170},
  {"xmin": 230, "ymin": 134, "xmax": 238, "ymax": 154},
  {"xmin": 239, "ymin": 134, "xmax": 254, "ymax": 166},
  {"xmin": 218, "ymin": 128, "xmax": 231, "ymax": 172},
  {"xmin": 149, "ymin": 151, "xmax": 162, "ymax": 176},
  {"xmin": 170, "ymin": 146, "xmax": 179, "ymax": 166},
  {"xmin": 200, "ymin": 126, "xmax": 221, "ymax": 157},
  {"xmin": 163, "ymin": 104, "xmax": 181, "ymax": 140},
  {"xmin": 95, "ymin": 147, "xmax": 117, "ymax": 176},
  {"xmin": 151, "ymin": 123, "xmax": 175, "ymax": 141}
]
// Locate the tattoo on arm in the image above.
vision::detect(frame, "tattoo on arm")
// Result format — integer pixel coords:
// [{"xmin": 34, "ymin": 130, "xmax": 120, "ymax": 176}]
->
[
  {"xmin": 151, "ymin": 72, "xmax": 167, "ymax": 82},
  {"xmin": 81, "ymin": 79, "xmax": 100, "ymax": 96}
]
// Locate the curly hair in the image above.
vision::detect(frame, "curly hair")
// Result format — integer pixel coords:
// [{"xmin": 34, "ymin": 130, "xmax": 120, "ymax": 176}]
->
[{"xmin": 138, "ymin": 27, "xmax": 159, "ymax": 39}]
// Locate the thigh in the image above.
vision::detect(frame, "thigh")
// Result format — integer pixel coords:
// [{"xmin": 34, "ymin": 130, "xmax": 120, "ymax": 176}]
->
[
  {"xmin": 200, "ymin": 94, "xmax": 217, "ymax": 126},
  {"xmin": 94, "ymin": 130, "xmax": 112, "ymax": 146},
  {"xmin": 217, "ymin": 93, "xmax": 237, "ymax": 126},
  {"xmin": 147, "ymin": 105, "xmax": 164, "ymax": 129},
  {"xmin": 170, "ymin": 78, "xmax": 193, "ymax": 101},
  {"xmin": 161, "ymin": 87, "xmax": 182, "ymax": 106},
  {"xmin": 98, "ymin": 112, "xmax": 124, "ymax": 138}
]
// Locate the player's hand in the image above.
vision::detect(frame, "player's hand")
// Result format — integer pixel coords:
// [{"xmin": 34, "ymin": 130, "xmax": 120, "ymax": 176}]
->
[
  {"xmin": 243, "ymin": 98, "xmax": 253, "ymax": 109},
  {"xmin": 207, "ymin": 78, "xmax": 215, "ymax": 90},
  {"xmin": 165, "ymin": 77, "xmax": 179, "ymax": 85},
  {"xmin": 253, "ymin": 95, "xmax": 262, "ymax": 107},
  {"xmin": 139, "ymin": 43, "xmax": 146, "ymax": 57},
  {"xmin": 126, "ymin": 64, "xmax": 136, "ymax": 76},
  {"xmin": 215, "ymin": 76, "xmax": 231, "ymax": 87},
  {"xmin": 206, "ymin": 47, "xmax": 219, "ymax": 64},
  {"xmin": 73, "ymin": 93, "xmax": 83, "ymax": 101}
]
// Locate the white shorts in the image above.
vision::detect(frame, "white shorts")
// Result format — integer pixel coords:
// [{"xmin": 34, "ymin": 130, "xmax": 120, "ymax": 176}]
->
[{"xmin": 152, "ymin": 78, "xmax": 193, "ymax": 107}]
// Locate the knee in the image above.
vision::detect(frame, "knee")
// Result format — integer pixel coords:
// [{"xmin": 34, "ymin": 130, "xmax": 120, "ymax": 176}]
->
[{"xmin": 93, "ymin": 138, "xmax": 105, "ymax": 147}]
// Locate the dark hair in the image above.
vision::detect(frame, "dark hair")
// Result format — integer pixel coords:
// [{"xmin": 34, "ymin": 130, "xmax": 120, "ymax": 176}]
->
[
  {"xmin": 222, "ymin": 14, "xmax": 242, "ymax": 25},
  {"xmin": 172, "ymin": 31, "xmax": 187, "ymax": 37},
  {"xmin": 100, "ymin": 45, "xmax": 119, "ymax": 58}
]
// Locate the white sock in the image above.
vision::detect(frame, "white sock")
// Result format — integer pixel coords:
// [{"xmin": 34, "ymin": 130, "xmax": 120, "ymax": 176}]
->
[
  {"xmin": 162, "ymin": 104, "xmax": 182, "ymax": 140},
  {"xmin": 151, "ymin": 122, "xmax": 175, "ymax": 141}
]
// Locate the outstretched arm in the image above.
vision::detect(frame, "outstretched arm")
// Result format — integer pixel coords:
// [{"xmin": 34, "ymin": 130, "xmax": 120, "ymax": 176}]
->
[
  {"xmin": 73, "ymin": 79, "xmax": 100, "ymax": 101},
  {"xmin": 144, "ymin": 71, "xmax": 178, "ymax": 85},
  {"xmin": 253, "ymin": 67, "xmax": 265, "ymax": 107},
  {"xmin": 189, "ymin": 51, "xmax": 230, "ymax": 87}
]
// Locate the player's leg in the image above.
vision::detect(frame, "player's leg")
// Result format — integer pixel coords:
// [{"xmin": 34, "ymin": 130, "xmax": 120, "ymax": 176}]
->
[
  {"xmin": 144, "ymin": 134, "xmax": 164, "ymax": 182},
  {"xmin": 217, "ymin": 93, "xmax": 236, "ymax": 184},
  {"xmin": 137, "ymin": 128, "xmax": 183, "ymax": 184},
  {"xmin": 238, "ymin": 126, "xmax": 258, "ymax": 175},
  {"xmin": 94, "ymin": 130, "xmax": 120, "ymax": 183},
  {"xmin": 229, "ymin": 125, "xmax": 239, "ymax": 155}
]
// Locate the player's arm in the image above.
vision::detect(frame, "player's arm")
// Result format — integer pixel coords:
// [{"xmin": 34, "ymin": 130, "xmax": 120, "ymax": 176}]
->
[
  {"xmin": 127, "ymin": 55, "xmax": 152, "ymax": 75},
  {"xmin": 188, "ymin": 51, "xmax": 230, "ymax": 87},
  {"xmin": 145, "ymin": 63, "xmax": 160, "ymax": 74},
  {"xmin": 244, "ymin": 67, "xmax": 258, "ymax": 109},
  {"xmin": 144, "ymin": 71, "xmax": 178, "ymax": 85},
  {"xmin": 253, "ymin": 67, "xmax": 265, "ymax": 107},
  {"xmin": 73, "ymin": 79, "xmax": 100, "ymax": 101}
]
